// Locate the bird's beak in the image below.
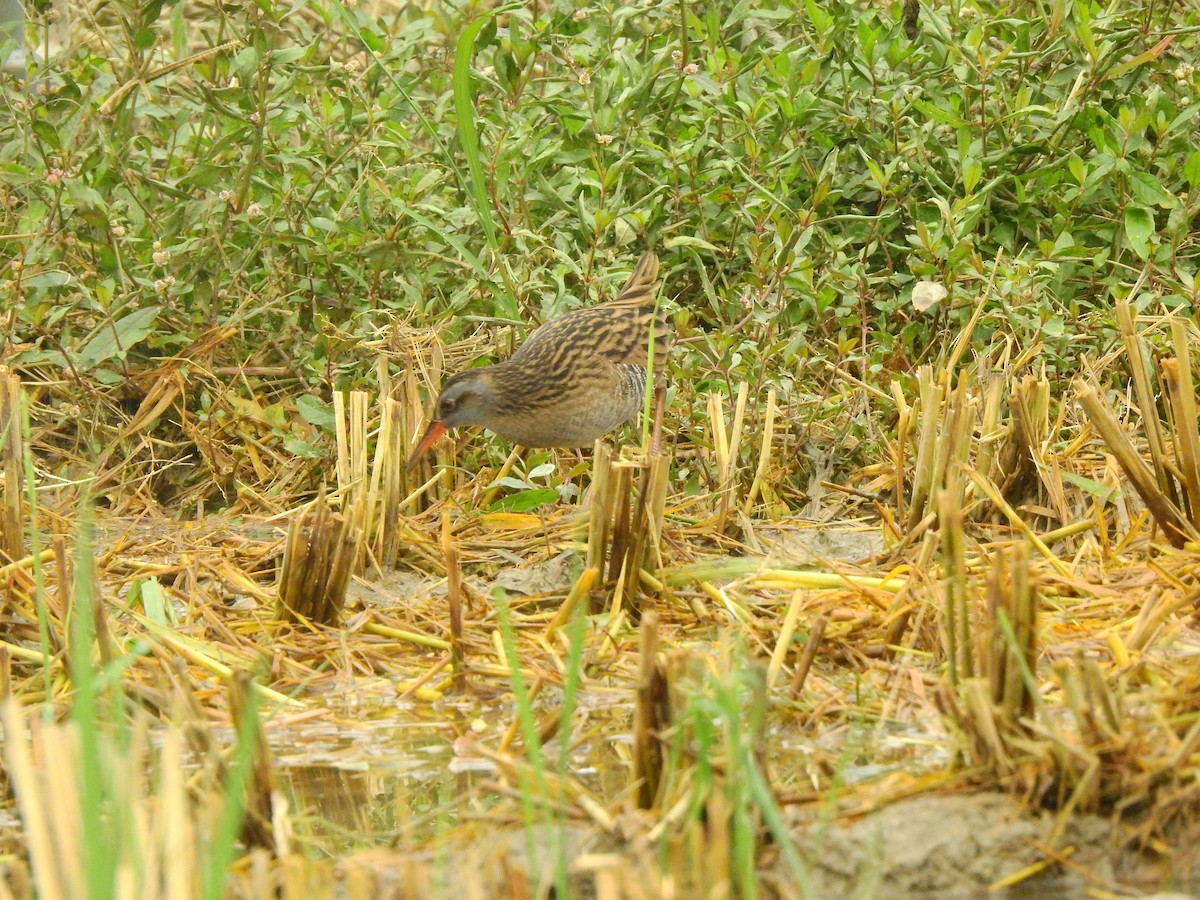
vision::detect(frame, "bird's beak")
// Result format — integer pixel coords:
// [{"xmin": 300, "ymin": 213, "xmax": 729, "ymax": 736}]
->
[{"xmin": 407, "ymin": 420, "xmax": 447, "ymax": 471}]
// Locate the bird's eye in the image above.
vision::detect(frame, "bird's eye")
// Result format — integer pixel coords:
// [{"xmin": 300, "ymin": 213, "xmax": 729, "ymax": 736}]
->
[{"xmin": 440, "ymin": 396, "xmax": 457, "ymax": 413}]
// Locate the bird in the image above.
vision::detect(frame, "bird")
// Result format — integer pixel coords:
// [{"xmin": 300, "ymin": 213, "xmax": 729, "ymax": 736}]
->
[{"xmin": 408, "ymin": 251, "xmax": 665, "ymax": 468}]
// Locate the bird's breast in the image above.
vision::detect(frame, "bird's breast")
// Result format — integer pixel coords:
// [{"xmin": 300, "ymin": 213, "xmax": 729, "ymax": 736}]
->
[{"xmin": 487, "ymin": 366, "xmax": 646, "ymax": 448}]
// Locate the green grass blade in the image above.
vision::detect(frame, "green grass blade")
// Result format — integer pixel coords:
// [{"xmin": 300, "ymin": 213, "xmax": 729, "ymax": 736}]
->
[{"xmin": 452, "ymin": 4, "xmax": 521, "ymax": 252}]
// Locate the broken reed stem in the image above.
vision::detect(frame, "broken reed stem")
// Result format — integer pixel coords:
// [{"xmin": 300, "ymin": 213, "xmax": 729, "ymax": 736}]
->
[
  {"xmin": 51, "ymin": 536, "xmax": 69, "ymax": 624},
  {"xmin": 907, "ymin": 367, "xmax": 943, "ymax": 530},
  {"xmin": 546, "ymin": 566, "xmax": 599, "ymax": 634},
  {"xmin": 333, "ymin": 390, "xmax": 371, "ymax": 575},
  {"xmin": 276, "ymin": 490, "xmax": 357, "ymax": 626},
  {"xmin": 788, "ymin": 614, "xmax": 827, "ymax": 700},
  {"xmin": 442, "ymin": 511, "xmax": 464, "ymax": 688},
  {"xmin": 632, "ymin": 611, "xmax": 667, "ymax": 810},
  {"xmin": 1163, "ymin": 359, "xmax": 1200, "ymax": 520},
  {"xmin": 973, "ymin": 372, "xmax": 1004, "ymax": 493},
  {"xmin": 333, "ymin": 391, "xmax": 351, "ymax": 492},
  {"xmin": 998, "ymin": 376, "xmax": 1049, "ymax": 505},
  {"xmin": 891, "ymin": 380, "xmax": 910, "ymax": 523},
  {"xmin": 744, "ymin": 388, "xmax": 776, "ymax": 513},
  {"xmin": 1076, "ymin": 380, "xmax": 1197, "ymax": 547},
  {"xmin": 986, "ymin": 542, "xmax": 1037, "ymax": 724},
  {"xmin": 961, "ymin": 466, "xmax": 1073, "ymax": 578},
  {"xmin": 349, "ymin": 391, "xmax": 369, "ymax": 572},
  {"xmin": 369, "ymin": 397, "xmax": 405, "ymax": 568},
  {"xmin": 941, "ymin": 490, "xmax": 970, "ymax": 687},
  {"xmin": 638, "ymin": 452, "xmax": 670, "ymax": 575},
  {"xmin": 939, "ymin": 542, "xmax": 1041, "ymax": 782},
  {"xmin": 3, "ymin": 701, "xmax": 75, "ymax": 899},
  {"xmin": 1117, "ymin": 299, "xmax": 1173, "ymax": 499},
  {"xmin": 767, "ymin": 589, "xmax": 806, "ymax": 690},
  {"xmin": 586, "ymin": 441, "xmax": 613, "ymax": 574},
  {"xmin": 1164, "ymin": 321, "xmax": 1200, "ymax": 527},
  {"xmin": 606, "ymin": 464, "xmax": 634, "ymax": 587},
  {"xmin": 227, "ymin": 671, "xmax": 280, "ymax": 853},
  {"xmin": 709, "ymin": 383, "xmax": 748, "ymax": 533},
  {"xmin": 606, "ymin": 442, "xmax": 670, "ymax": 619},
  {"xmin": 0, "ymin": 367, "xmax": 24, "ymax": 566},
  {"xmin": 363, "ymin": 621, "xmax": 450, "ymax": 650},
  {"xmin": 940, "ymin": 382, "xmax": 973, "ymax": 516}
]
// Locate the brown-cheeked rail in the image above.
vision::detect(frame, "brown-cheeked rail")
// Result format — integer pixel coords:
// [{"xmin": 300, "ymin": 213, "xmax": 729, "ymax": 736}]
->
[{"xmin": 407, "ymin": 252, "xmax": 665, "ymax": 468}]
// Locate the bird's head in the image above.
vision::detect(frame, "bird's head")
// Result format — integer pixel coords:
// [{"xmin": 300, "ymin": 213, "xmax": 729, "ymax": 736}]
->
[
  {"xmin": 433, "ymin": 370, "xmax": 496, "ymax": 428},
  {"xmin": 407, "ymin": 369, "xmax": 496, "ymax": 469}
]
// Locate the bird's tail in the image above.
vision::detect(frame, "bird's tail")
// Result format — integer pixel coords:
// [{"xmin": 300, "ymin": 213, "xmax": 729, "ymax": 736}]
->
[
  {"xmin": 614, "ymin": 251, "xmax": 661, "ymax": 308},
  {"xmin": 603, "ymin": 251, "xmax": 666, "ymax": 376}
]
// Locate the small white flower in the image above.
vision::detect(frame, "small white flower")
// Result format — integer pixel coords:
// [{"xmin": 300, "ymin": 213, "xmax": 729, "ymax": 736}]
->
[
  {"xmin": 578, "ymin": 70, "xmax": 591, "ymax": 85},
  {"xmin": 683, "ymin": 63, "xmax": 699, "ymax": 75},
  {"xmin": 572, "ymin": 8, "xmax": 587, "ymax": 21},
  {"xmin": 595, "ymin": 133, "xmax": 614, "ymax": 145},
  {"xmin": 153, "ymin": 249, "xmax": 171, "ymax": 266},
  {"xmin": 246, "ymin": 203, "xmax": 263, "ymax": 219},
  {"xmin": 911, "ymin": 281, "xmax": 947, "ymax": 311}
]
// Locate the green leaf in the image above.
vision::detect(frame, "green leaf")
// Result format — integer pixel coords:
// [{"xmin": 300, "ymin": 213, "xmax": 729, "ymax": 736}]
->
[
  {"xmin": 65, "ymin": 181, "xmax": 107, "ymax": 211},
  {"xmin": 665, "ymin": 235, "xmax": 721, "ymax": 252},
  {"xmin": 911, "ymin": 97, "xmax": 967, "ymax": 128},
  {"xmin": 75, "ymin": 306, "xmax": 161, "ymax": 371},
  {"xmin": 962, "ymin": 156, "xmax": 982, "ymax": 194},
  {"xmin": 488, "ymin": 488, "xmax": 560, "ymax": 513},
  {"xmin": 31, "ymin": 120, "xmax": 59, "ymax": 149},
  {"xmin": 130, "ymin": 576, "xmax": 175, "ymax": 626},
  {"xmin": 1123, "ymin": 206, "xmax": 1154, "ymax": 260},
  {"xmin": 1067, "ymin": 152, "xmax": 1086, "ymax": 186},
  {"xmin": 1060, "ymin": 472, "xmax": 1120, "ymax": 505},
  {"xmin": 452, "ymin": 3, "xmax": 521, "ymax": 251},
  {"xmin": 170, "ymin": 2, "xmax": 187, "ymax": 58},
  {"xmin": 283, "ymin": 436, "xmax": 325, "ymax": 458},
  {"xmin": 23, "ymin": 271, "xmax": 72, "ymax": 288},
  {"xmin": 495, "ymin": 475, "xmax": 533, "ymax": 490},
  {"xmin": 295, "ymin": 395, "xmax": 335, "ymax": 430},
  {"xmin": 1183, "ymin": 150, "xmax": 1200, "ymax": 188},
  {"xmin": 1128, "ymin": 171, "xmax": 1173, "ymax": 208}
]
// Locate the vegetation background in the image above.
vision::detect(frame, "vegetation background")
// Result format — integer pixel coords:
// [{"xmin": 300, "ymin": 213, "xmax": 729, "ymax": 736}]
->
[
  {"xmin": 2, "ymin": 0, "xmax": 1195, "ymax": 509},
  {"xmin": 1, "ymin": 0, "xmax": 1199, "ymax": 896}
]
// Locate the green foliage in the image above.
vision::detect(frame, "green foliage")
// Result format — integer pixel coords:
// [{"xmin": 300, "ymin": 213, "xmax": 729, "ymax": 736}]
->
[{"xmin": 0, "ymin": 0, "xmax": 1197, "ymax": 493}]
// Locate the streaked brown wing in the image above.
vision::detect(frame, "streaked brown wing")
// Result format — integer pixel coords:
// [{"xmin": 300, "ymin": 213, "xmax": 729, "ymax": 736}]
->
[{"xmin": 510, "ymin": 252, "xmax": 664, "ymax": 370}]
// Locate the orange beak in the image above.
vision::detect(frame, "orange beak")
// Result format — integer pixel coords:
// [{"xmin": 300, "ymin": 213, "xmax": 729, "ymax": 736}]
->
[{"xmin": 407, "ymin": 420, "xmax": 447, "ymax": 471}]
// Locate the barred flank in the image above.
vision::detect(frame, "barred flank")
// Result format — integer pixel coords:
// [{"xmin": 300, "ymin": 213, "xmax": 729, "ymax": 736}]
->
[{"xmin": 493, "ymin": 252, "xmax": 665, "ymax": 416}]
